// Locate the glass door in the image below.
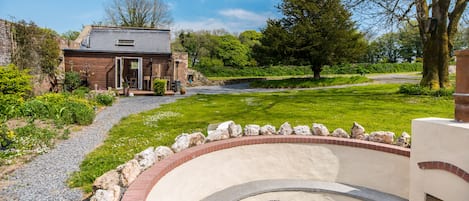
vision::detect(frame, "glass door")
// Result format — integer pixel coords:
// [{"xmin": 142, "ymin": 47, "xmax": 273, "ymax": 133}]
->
[
  {"xmin": 138, "ymin": 57, "xmax": 143, "ymax": 90},
  {"xmin": 115, "ymin": 57, "xmax": 123, "ymax": 89}
]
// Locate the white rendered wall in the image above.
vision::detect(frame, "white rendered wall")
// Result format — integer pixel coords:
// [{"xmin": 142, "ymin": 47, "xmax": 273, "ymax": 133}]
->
[
  {"xmin": 410, "ymin": 118, "xmax": 469, "ymax": 201},
  {"xmin": 147, "ymin": 143, "xmax": 409, "ymax": 201}
]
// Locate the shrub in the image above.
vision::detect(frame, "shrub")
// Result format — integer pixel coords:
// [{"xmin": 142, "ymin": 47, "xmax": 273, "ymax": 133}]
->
[
  {"xmin": 198, "ymin": 57, "xmax": 224, "ymax": 68},
  {"xmin": 20, "ymin": 99, "xmax": 48, "ymax": 120},
  {"xmin": 65, "ymin": 71, "xmax": 82, "ymax": 92},
  {"xmin": 0, "ymin": 64, "xmax": 31, "ymax": 97},
  {"xmin": 153, "ymin": 79, "xmax": 166, "ymax": 96},
  {"xmin": 322, "ymin": 63, "xmax": 423, "ymax": 75},
  {"xmin": 25, "ymin": 93, "xmax": 95, "ymax": 125},
  {"xmin": 95, "ymin": 94, "xmax": 114, "ymax": 106},
  {"xmin": 398, "ymin": 84, "xmax": 454, "ymax": 97},
  {"xmin": 0, "ymin": 94, "xmax": 24, "ymax": 119},
  {"xmin": 72, "ymin": 86, "xmax": 91, "ymax": 98},
  {"xmin": 193, "ymin": 65, "xmax": 313, "ymax": 77},
  {"xmin": 250, "ymin": 76, "xmax": 370, "ymax": 88},
  {"xmin": 0, "ymin": 123, "xmax": 14, "ymax": 149}
]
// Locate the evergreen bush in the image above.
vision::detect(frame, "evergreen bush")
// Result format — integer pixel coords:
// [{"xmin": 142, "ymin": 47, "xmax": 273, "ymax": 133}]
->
[
  {"xmin": 65, "ymin": 71, "xmax": 82, "ymax": 92},
  {"xmin": 95, "ymin": 94, "xmax": 114, "ymax": 106},
  {"xmin": 153, "ymin": 79, "xmax": 166, "ymax": 96}
]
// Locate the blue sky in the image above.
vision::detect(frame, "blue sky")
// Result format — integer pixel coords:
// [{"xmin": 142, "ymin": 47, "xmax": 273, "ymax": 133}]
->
[{"xmin": 0, "ymin": 0, "xmax": 281, "ymax": 34}]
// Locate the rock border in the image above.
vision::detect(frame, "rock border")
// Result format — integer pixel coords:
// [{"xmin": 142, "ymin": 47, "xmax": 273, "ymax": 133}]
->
[{"xmin": 89, "ymin": 121, "xmax": 411, "ymax": 201}]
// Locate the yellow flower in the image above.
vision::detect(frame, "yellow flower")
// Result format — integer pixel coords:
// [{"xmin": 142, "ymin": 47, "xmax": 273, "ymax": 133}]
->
[{"xmin": 7, "ymin": 131, "xmax": 15, "ymax": 139}]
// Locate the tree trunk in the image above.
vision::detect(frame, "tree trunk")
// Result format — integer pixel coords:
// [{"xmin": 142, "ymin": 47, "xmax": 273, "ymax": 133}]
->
[
  {"xmin": 312, "ymin": 66, "xmax": 321, "ymax": 79},
  {"xmin": 418, "ymin": 0, "xmax": 451, "ymax": 89}
]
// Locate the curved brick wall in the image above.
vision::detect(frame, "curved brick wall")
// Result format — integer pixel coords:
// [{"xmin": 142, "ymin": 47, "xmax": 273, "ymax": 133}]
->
[
  {"xmin": 418, "ymin": 161, "xmax": 469, "ymax": 183},
  {"xmin": 123, "ymin": 136, "xmax": 410, "ymax": 201}
]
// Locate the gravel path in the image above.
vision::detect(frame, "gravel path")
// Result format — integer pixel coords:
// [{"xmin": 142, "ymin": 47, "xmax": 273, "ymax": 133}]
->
[
  {"xmin": 0, "ymin": 96, "xmax": 186, "ymax": 201},
  {"xmin": 0, "ymin": 74, "xmax": 417, "ymax": 201}
]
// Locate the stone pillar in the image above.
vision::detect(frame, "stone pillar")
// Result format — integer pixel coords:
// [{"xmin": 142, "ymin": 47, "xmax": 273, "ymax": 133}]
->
[
  {"xmin": 171, "ymin": 52, "xmax": 189, "ymax": 86},
  {"xmin": 454, "ymin": 50, "xmax": 469, "ymax": 122}
]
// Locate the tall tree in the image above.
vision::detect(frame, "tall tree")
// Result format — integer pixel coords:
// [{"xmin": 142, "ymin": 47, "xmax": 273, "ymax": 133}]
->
[
  {"xmin": 256, "ymin": 0, "xmax": 366, "ymax": 79},
  {"xmin": 216, "ymin": 35, "xmax": 250, "ymax": 67},
  {"xmin": 105, "ymin": 0, "xmax": 173, "ymax": 28},
  {"xmin": 398, "ymin": 21, "xmax": 423, "ymax": 62},
  {"xmin": 373, "ymin": 33, "xmax": 401, "ymax": 63},
  {"xmin": 61, "ymin": 30, "xmax": 80, "ymax": 41},
  {"xmin": 179, "ymin": 31, "xmax": 211, "ymax": 67},
  {"xmin": 345, "ymin": 0, "xmax": 468, "ymax": 89}
]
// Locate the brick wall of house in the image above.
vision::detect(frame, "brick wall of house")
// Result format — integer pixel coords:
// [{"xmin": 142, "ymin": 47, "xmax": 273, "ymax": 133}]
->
[{"xmin": 64, "ymin": 51, "xmax": 172, "ymax": 90}]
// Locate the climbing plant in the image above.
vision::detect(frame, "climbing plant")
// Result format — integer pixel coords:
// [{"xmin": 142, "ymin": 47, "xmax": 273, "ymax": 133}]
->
[{"xmin": 9, "ymin": 20, "xmax": 60, "ymax": 89}]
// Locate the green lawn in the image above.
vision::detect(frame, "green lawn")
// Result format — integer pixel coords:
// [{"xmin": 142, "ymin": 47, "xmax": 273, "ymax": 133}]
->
[
  {"xmin": 69, "ymin": 84, "xmax": 453, "ymax": 192},
  {"xmin": 249, "ymin": 76, "xmax": 370, "ymax": 88}
]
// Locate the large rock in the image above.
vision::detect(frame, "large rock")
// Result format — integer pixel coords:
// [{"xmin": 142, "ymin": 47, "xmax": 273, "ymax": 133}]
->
[
  {"xmin": 312, "ymin": 123, "xmax": 329, "ymax": 136},
  {"xmin": 206, "ymin": 121, "xmax": 232, "ymax": 141},
  {"xmin": 331, "ymin": 128, "xmax": 350, "ymax": 138},
  {"xmin": 171, "ymin": 132, "xmax": 205, "ymax": 153},
  {"xmin": 369, "ymin": 131, "xmax": 395, "ymax": 144},
  {"xmin": 134, "ymin": 147, "xmax": 156, "ymax": 171},
  {"xmin": 278, "ymin": 122, "xmax": 293, "ymax": 135},
  {"xmin": 396, "ymin": 132, "xmax": 411, "ymax": 147},
  {"xmin": 260, "ymin": 125, "xmax": 276, "ymax": 135},
  {"xmin": 188, "ymin": 132, "xmax": 206, "ymax": 146},
  {"xmin": 229, "ymin": 123, "xmax": 243, "ymax": 138},
  {"xmin": 293, "ymin": 125, "xmax": 312, "ymax": 135},
  {"xmin": 171, "ymin": 134, "xmax": 191, "ymax": 153},
  {"xmin": 90, "ymin": 185, "xmax": 122, "ymax": 201},
  {"xmin": 206, "ymin": 129, "xmax": 229, "ymax": 142},
  {"xmin": 117, "ymin": 159, "xmax": 141, "ymax": 187},
  {"xmin": 244, "ymin": 124, "xmax": 260, "ymax": 136},
  {"xmin": 90, "ymin": 189, "xmax": 114, "ymax": 201},
  {"xmin": 351, "ymin": 122, "xmax": 366, "ymax": 139},
  {"xmin": 154, "ymin": 146, "xmax": 174, "ymax": 161},
  {"xmin": 92, "ymin": 169, "xmax": 120, "ymax": 191}
]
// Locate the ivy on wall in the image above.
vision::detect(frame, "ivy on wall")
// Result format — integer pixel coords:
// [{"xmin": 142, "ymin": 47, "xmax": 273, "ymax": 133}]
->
[{"xmin": 10, "ymin": 20, "xmax": 59, "ymax": 77}]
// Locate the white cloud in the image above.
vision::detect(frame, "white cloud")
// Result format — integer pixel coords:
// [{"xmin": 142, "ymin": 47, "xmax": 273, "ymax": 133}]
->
[
  {"xmin": 171, "ymin": 8, "xmax": 275, "ymax": 34},
  {"xmin": 219, "ymin": 8, "xmax": 268, "ymax": 25},
  {"xmin": 172, "ymin": 18, "xmax": 228, "ymax": 32}
]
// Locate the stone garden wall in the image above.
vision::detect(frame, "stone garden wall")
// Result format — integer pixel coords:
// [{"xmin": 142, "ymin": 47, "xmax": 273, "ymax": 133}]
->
[{"xmin": 0, "ymin": 19, "xmax": 12, "ymax": 66}]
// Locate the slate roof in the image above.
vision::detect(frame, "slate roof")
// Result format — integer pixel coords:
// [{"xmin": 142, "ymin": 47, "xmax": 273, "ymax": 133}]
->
[{"xmin": 70, "ymin": 26, "xmax": 171, "ymax": 54}]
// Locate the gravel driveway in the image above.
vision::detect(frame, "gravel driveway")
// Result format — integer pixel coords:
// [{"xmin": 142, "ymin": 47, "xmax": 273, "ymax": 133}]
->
[{"xmin": 0, "ymin": 74, "xmax": 417, "ymax": 201}]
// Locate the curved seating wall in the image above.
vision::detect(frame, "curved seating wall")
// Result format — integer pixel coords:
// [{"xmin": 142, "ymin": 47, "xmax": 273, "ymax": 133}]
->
[{"xmin": 123, "ymin": 136, "xmax": 410, "ymax": 201}]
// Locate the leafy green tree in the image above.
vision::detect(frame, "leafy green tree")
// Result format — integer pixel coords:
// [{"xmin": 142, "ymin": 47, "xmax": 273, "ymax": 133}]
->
[
  {"xmin": 256, "ymin": 0, "xmax": 366, "ymax": 79},
  {"xmin": 254, "ymin": 20, "xmax": 292, "ymax": 66},
  {"xmin": 179, "ymin": 31, "xmax": 211, "ymax": 67},
  {"xmin": 216, "ymin": 35, "xmax": 250, "ymax": 67},
  {"xmin": 61, "ymin": 30, "xmax": 80, "ymax": 41},
  {"xmin": 373, "ymin": 33, "xmax": 401, "ymax": 63},
  {"xmin": 398, "ymin": 22, "xmax": 423, "ymax": 62},
  {"xmin": 239, "ymin": 30, "xmax": 262, "ymax": 66},
  {"xmin": 239, "ymin": 30, "xmax": 262, "ymax": 48},
  {"xmin": 105, "ymin": 0, "xmax": 173, "ymax": 28}
]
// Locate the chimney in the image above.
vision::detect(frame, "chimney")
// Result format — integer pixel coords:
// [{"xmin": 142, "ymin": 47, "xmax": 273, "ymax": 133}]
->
[{"xmin": 454, "ymin": 50, "xmax": 469, "ymax": 122}]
